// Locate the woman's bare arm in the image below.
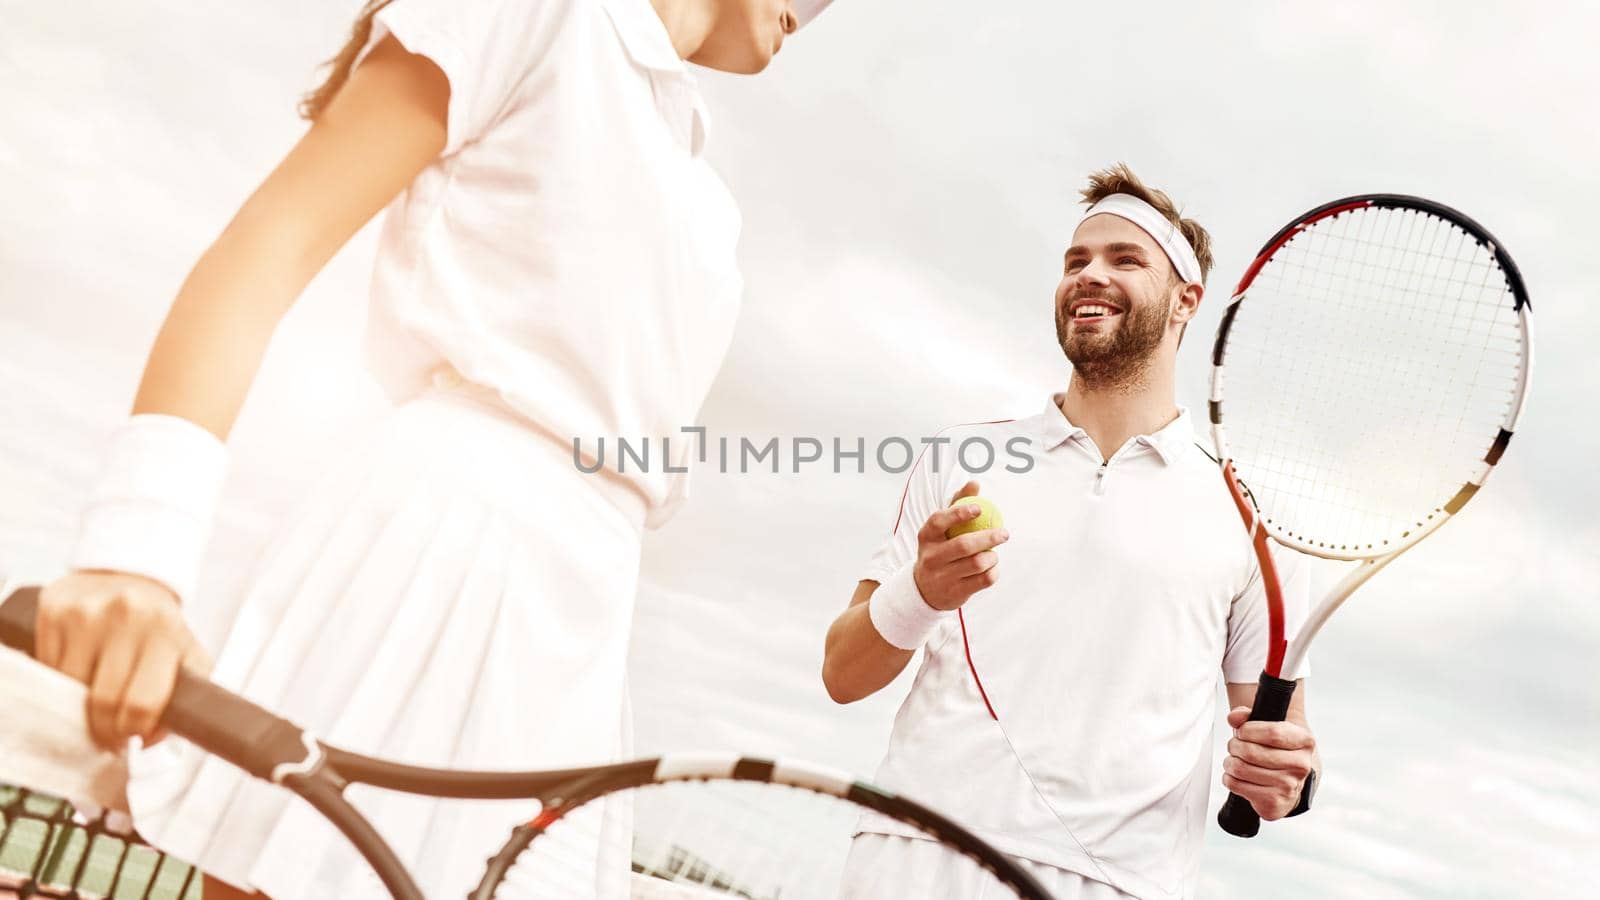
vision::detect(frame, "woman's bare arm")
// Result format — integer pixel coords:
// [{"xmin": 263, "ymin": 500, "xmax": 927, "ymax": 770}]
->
[
  {"xmin": 38, "ymin": 35, "xmax": 453, "ymax": 750},
  {"xmin": 134, "ymin": 34, "xmax": 449, "ymax": 437}
]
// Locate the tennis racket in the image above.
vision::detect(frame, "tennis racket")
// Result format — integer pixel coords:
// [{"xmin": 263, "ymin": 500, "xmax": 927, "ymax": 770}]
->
[
  {"xmin": 1208, "ymin": 194, "xmax": 1533, "ymax": 837},
  {"xmin": 0, "ymin": 613, "xmax": 190, "ymax": 899},
  {"xmin": 0, "ymin": 585, "xmax": 1055, "ymax": 900}
]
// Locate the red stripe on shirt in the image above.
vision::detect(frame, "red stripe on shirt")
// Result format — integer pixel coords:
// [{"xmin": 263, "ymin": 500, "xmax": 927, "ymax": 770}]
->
[
  {"xmin": 886, "ymin": 419, "xmax": 1018, "ymax": 535},
  {"xmin": 881, "ymin": 418, "xmax": 1017, "ymax": 723},
  {"xmin": 958, "ymin": 609, "xmax": 998, "ymax": 720}
]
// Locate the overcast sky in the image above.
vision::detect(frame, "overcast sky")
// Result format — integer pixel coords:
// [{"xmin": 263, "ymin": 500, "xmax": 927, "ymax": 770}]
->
[{"xmin": 1, "ymin": 1, "xmax": 1596, "ymax": 897}]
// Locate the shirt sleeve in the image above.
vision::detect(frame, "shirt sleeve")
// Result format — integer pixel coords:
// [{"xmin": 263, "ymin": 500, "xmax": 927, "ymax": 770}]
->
[
  {"xmin": 354, "ymin": 0, "xmax": 568, "ymax": 157},
  {"xmin": 1222, "ymin": 541, "xmax": 1313, "ymax": 683},
  {"xmin": 859, "ymin": 440, "xmax": 958, "ymax": 586}
]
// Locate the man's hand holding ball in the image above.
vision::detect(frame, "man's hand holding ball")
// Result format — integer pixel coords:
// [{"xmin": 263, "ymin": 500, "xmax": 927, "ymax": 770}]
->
[{"xmin": 914, "ymin": 481, "xmax": 1008, "ymax": 612}]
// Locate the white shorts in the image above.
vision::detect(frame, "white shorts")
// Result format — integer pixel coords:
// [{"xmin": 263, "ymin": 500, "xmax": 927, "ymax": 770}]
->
[
  {"xmin": 840, "ymin": 833, "xmax": 1138, "ymax": 900},
  {"xmin": 125, "ymin": 384, "xmax": 648, "ymax": 898}
]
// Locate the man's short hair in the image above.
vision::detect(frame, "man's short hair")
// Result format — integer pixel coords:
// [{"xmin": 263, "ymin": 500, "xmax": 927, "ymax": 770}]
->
[{"xmin": 1081, "ymin": 163, "xmax": 1214, "ymax": 285}]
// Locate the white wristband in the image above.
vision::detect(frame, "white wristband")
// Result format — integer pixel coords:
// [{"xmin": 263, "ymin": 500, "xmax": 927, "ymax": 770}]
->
[
  {"xmin": 69, "ymin": 414, "xmax": 228, "ymax": 603},
  {"xmin": 868, "ymin": 564, "xmax": 950, "ymax": 651}
]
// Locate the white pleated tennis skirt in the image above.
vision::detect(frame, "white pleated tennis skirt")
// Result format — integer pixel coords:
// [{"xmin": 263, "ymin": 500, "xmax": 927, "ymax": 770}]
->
[
  {"xmin": 126, "ymin": 379, "xmax": 649, "ymax": 899},
  {"xmin": 840, "ymin": 834, "xmax": 1139, "ymax": 900}
]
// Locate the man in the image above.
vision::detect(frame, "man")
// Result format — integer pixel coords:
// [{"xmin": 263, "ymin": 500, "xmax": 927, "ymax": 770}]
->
[{"xmin": 822, "ymin": 164, "xmax": 1320, "ymax": 899}]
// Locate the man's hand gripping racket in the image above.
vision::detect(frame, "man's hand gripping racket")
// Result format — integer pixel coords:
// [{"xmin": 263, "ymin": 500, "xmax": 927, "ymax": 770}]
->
[{"xmin": 1208, "ymin": 194, "xmax": 1533, "ymax": 837}]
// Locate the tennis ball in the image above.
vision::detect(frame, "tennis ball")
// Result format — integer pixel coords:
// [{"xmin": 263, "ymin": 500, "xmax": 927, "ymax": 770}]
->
[{"xmin": 945, "ymin": 496, "xmax": 1004, "ymax": 539}]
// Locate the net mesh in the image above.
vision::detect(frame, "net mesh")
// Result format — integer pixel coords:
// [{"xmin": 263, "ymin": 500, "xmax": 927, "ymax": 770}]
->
[
  {"xmin": 1219, "ymin": 204, "xmax": 1524, "ymax": 555},
  {"xmin": 0, "ymin": 785, "xmax": 200, "ymax": 900}
]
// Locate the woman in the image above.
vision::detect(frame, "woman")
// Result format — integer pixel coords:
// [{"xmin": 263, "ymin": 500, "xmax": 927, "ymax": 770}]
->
[{"xmin": 34, "ymin": 0, "xmax": 833, "ymax": 896}]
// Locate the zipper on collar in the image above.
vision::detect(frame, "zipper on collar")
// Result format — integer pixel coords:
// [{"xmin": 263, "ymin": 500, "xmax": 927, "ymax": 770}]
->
[{"xmin": 1093, "ymin": 440, "xmax": 1145, "ymax": 495}]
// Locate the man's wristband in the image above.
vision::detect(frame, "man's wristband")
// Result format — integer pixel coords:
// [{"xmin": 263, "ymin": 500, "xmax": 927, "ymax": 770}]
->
[
  {"xmin": 69, "ymin": 414, "xmax": 228, "ymax": 603},
  {"xmin": 868, "ymin": 565, "xmax": 950, "ymax": 650}
]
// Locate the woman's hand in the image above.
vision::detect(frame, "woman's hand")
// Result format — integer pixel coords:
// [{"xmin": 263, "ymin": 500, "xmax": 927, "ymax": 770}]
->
[{"xmin": 36, "ymin": 571, "xmax": 212, "ymax": 750}]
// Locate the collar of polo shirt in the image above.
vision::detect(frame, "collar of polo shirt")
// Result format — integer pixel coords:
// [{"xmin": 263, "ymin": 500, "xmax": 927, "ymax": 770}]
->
[
  {"xmin": 1036, "ymin": 393, "xmax": 1194, "ymax": 464},
  {"xmin": 606, "ymin": 0, "xmax": 689, "ymax": 71},
  {"xmin": 603, "ymin": 0, "xmax": 713, "ymax": 154},
  {"xmin": 795, "ymin": 0, "xmax": 834, "ymax": 27},
  {"xmin": 613, "ymin": 0, "xmax": 835, "ymax": 67}
]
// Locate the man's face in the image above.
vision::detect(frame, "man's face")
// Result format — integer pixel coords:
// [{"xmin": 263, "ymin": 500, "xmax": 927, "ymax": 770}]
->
[{"xmin": 1054, "ymin": 214, "xmax": 1180, "ymax": 389}]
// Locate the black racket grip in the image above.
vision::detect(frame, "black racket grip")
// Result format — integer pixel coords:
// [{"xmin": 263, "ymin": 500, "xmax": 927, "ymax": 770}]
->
[
  {"xmin": 0, "ymin": 585, "xmax": 315, "ymax": 783},
  {"xmin": 1217, "ymin": 670, "xmax": 1298, "ymax": 838},
  {"xmin": 0, "ymin": 585, "xmax": 44, "ymax": 655}
]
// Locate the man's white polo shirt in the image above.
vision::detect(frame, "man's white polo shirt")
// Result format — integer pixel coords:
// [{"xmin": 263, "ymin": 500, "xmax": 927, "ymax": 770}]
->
[{"xmin": 855, "ymin": 394, "xmax": 1311, "ymax": 900}]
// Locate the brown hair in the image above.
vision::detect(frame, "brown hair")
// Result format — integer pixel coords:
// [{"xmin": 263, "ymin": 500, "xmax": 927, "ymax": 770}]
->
[
  {"xmin": 298, "ymin": 0, "xmax": 397, "ymax": 121},
  {"xmin": 1080, "ymin": 163, "xmax": 1214, "ymax": 284}
]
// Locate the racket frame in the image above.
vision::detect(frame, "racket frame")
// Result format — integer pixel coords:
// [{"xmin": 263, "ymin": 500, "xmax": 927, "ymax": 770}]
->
[
  {"xmin": 1206, "ymin": 193, "xmax": 1533, "ymax": 836},
  {"xmin": 0, "ymin": 585, "xmax": 1055, "ymax": 900}
]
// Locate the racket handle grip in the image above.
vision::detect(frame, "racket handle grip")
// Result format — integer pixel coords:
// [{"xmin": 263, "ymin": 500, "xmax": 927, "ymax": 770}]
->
[
  {"xmin": 162, "ymin": 671, "xmax": 313, "ymax": 783},
  {"xmin": 0, "ymin": 585, "xmax": 45, "ymax": 654},
  {"xmin": 0, "ymin": 584, "xmax": 313, "ymax": 783},
  {"xmin": 1217, "ymin": 670, "xmax": 1298, "ymax": 838}
]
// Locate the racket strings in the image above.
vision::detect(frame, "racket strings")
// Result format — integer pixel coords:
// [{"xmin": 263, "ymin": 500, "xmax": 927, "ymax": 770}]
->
[
  {"xmin": 488, "ymin": 780, "xmax": 1032, "ymax": 900},
  {"xmin": 497, "ymin": 782, "xmax": 848, "ymax": 900},
  {"xmin": 1222, "ymin": 205, "xmax": 1524, "ymax": 552},
  {"xmin": 1235, "ymin": 214, "xmax": 1510, "ymax": 538},
  {"xmin": 1238, "ymin": 210, "xmax": 1419, "ymax": 535}
]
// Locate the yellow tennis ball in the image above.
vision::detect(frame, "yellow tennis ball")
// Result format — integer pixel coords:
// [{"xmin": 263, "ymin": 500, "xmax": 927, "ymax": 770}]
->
[{"xmin": 945, "ymin": 496, "xmax": 1004, "ymax": 539}]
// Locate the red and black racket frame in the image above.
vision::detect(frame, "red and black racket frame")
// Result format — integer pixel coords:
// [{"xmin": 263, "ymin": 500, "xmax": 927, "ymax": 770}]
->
[{"xmin": 1207, "ymin": 194, "xmax": 1530, "ymax": 838}]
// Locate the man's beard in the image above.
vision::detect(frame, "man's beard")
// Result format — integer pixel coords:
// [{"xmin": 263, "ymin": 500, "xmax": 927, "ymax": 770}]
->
[{"xmin": 1055, "ymin": 286, "xmax": 1171, "ymax": 392}]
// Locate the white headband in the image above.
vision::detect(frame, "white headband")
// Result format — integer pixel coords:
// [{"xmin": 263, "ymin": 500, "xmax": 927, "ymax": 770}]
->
[
  {"xmin": 1080, "ymin": 193, "xmax": 1204, "ymax": 285},
  {"xmin": 794, "ymin": 0, "xmax": 834, "ymax": 26}
]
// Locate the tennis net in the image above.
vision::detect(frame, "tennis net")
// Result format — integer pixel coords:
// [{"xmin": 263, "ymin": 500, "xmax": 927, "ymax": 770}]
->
[{"xmin": 0, "ymin": 784, "xmax": 201, "ymax": 899}]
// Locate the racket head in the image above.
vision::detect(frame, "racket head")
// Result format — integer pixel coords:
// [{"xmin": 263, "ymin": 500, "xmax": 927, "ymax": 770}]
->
[
  {"xmin": 1209, "ymin": 194, "xmax": 1532, "ymax": 561},
  {"xmin": 474, "ymin": 754, "xmax": 1056, "ymax": 900}
]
